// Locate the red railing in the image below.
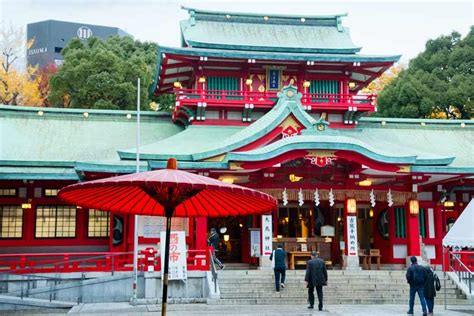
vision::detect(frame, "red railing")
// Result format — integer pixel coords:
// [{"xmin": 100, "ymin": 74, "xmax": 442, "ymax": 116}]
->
[
  {"xmin": 0, "ymin": 248, "xmax": 212, "ymax": 274},
  {"xmin": 174, "ymin": 88, "xmax": 376, "ymax": 109}
]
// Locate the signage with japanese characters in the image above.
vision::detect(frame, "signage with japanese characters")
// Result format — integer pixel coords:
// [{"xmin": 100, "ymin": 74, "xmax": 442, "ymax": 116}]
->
[
  {"xmin": 261, "ymin": 215, "xmax": 273, "ymax": 256},
  {"xmin": 160, "ymin": 231, "xmax": 187, "ymax": 280},
  {"xmin": 267, "ymin": 69, "xmax": 281, "ymax": 90},
  {"xmin": 139, "ymin": 216, "xmax": 187, "ymax": 238},
  {"xmin": 346, "ymin": 216, "xmax": 358, "ymax": 256}
]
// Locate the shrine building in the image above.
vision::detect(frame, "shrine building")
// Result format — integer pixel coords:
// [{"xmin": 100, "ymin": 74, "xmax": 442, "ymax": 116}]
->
[{"xmin": 0, "ymin": 7, "xmax": 473, "ymax": 271}]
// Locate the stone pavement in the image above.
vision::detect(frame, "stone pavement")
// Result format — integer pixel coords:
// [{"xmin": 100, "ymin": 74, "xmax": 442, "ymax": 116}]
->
[{"xmin": 64, "ymin": 303, "xmax": 474, "ymax": 316}]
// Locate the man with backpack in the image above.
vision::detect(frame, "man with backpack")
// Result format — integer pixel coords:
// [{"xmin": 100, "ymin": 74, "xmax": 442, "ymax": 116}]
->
[
  {"xmin": 424, "ymin": 264, "xmax": 441, "ymax": 316},
  {"xmin": 269, "ymin": 245, "xmax": 287, "ymax": 292},
  {"xmin": 406, "ymin": 256, "xmax": 428, "ymax": 316}
]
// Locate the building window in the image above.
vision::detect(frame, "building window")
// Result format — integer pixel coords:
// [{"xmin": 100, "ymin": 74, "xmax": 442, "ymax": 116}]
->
[
  {"xmin": 418, "ymin": 208, "xmax": 426, "ymax": 238},
  {"xmin": 88, "ymin": 209, "xmax": 110, "ymax": 237},
  {"xmin": 395, "ymin": 207, "xmax": 406, "ymax": 238},
  {"xmin": 54, "ymin": 47, "xmax": 63, "ymax": 53},
  {"xmin": 44, "ymin": 189, "xmax": 59, "ymax": 197},
  {"xmin": 0, "ymin": 206, "xmax": 23, "ymax": 238},
  {"xmin": 0, "ymin": 189, "xmax": 16, "ymax": 197},
  {"xmin": 35, "ymin": 206, "xmax": 76, "ymax": 238}
]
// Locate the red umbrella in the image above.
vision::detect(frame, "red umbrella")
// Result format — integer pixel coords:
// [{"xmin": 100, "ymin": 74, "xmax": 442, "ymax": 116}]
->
[{"xmin": 59, "ymin": 158, "xmax": 276, "ymax": 315}]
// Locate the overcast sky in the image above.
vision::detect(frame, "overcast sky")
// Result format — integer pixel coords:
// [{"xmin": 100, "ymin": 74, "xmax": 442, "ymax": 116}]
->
[{"xmin": 1, "ymin": 0, "xmax": 472, "ymax": 64}]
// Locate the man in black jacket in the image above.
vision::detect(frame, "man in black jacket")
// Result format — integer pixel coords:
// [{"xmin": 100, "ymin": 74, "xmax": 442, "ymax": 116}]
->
[
  {"xmin": 305, "ymin": 251, "xmax": 328, "ymax": 311},
  {"xmin": 207, "ymin": 228, "xmax": 224, "ymax": 270},
  {"xmin": 406, "ymin": 256, "xmax": 427, "ymax": 315},
  {"xmin": 269, "ymin": 245, "xmax": 286, "ymax": 292}
]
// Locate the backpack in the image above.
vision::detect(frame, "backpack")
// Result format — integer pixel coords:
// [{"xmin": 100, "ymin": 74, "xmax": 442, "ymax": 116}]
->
[{"xmin": 434, "ymin": 273, "xmax": 441, "ymax": 291}]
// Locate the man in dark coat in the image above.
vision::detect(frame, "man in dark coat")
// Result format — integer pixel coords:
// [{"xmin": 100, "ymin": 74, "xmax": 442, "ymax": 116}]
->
[
  {"xmin": 305, "ymin": 251, "xmax": 327, "ymax": 310},
  {"xmin": 406, "ymin": 256, "xmax": 427, "ymax": 315},
  {"xmin": 207, "ymin": 228, "xmax": 224, "ymax": 270},
  {"xmin": 269, "ymin": 245, "xmax": 286, "ymax": 292},
  {"xmin": 424, "ymin": 265, "xmax": 440, "ymax": 316}
]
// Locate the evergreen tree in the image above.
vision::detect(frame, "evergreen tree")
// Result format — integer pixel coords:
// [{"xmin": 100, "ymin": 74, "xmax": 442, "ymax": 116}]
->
[{"xmin": 377, "ymin": 27, "xmax": 473, "ymax": 119}]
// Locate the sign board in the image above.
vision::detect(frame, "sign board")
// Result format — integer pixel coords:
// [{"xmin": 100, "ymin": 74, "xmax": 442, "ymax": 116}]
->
[
  {"xmin": 139, "ymin": 216, "xmax": 187, "ymax": 238},
  {"xmin": 249, "ymin": 229, "xmax": 261, "ymax": 258},
  {"xmin": 321, "ymin": 225, "xmax": 335, "ymax": 237},
  {"xmin": 346, "ymin": 216, "xmax": 358, "ymax": 256},
  {"xmin": 160, "ymin": 231, "xmax": 187, "ymax": 280},
  {"xmin": 267, "ymin": 69, "xmax": 281, "ymax": 91},
  {"xmin": 262, "ymin": 215, "xmax": 273, "ymax": 256}
]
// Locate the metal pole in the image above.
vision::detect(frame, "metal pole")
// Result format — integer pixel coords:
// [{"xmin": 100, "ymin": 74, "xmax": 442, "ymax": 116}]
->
[
  {"xmin": 131, "ymin": 78, "xmax": 141, "ymax": 306},
  {"xmin": 161, "ymin": 214, "xmax": 172, "ymax": 316},
  {"xmin": 443, "ymin": 246, "xmax": 447, "ymax": 310}
]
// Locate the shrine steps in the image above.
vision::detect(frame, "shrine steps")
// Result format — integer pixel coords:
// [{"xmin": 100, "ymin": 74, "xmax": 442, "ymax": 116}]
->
[{"xmin": 212, "ymin": 270, "xmax": 473, "ymax": 305}]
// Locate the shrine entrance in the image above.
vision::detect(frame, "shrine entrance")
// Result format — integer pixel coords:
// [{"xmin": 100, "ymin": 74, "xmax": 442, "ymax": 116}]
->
[{"xmin": 207, "ymin": 216, "xmax": 252, "ymax": 263}]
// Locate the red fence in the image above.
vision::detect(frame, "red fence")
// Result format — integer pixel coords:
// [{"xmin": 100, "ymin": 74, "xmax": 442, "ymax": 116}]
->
[
  {"xmin": 0, "ymin": 248, "xmax": 211, "ymax": 274},
  {"xmin": 175, "ymin": 88, "xmax": 376, "ymax": 109}
]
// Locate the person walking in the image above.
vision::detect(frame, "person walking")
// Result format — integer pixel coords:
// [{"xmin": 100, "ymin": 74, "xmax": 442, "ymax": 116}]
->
[
  {"xmin": 207, "ymin": 228, "xmax": 225, "ymax": 270},
  {"xmin": 406, "ymin": 256, "xmax": 427, "ymax": 316},
  {"xmin": 270, "ymin": 245, "xmax": 287, "ymax": 292},
  {"xmin": 305, "ymin": 251, "xmax": 327, "ymax": 311},
  {"xmin": 424, "ymin": 264, "xmax": 441, "ymax": 316}
]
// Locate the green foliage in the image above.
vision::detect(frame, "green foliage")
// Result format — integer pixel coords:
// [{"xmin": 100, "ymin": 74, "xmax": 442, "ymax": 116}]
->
[
  {"xmin": 49, "ymin": 36, "xmax": 160, "ymax": 110},
  {"xmin": 377, "ymin": 27, "xmax": 474, "ymax": 119}
]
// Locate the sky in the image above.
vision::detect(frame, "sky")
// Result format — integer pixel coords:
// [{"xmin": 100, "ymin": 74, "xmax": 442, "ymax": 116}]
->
[{"xmin": 1, "ymin": 0, "xmax": 473, "ymax": 64}]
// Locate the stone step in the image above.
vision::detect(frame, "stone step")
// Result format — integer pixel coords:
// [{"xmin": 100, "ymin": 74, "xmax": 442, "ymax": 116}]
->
[
  {"xmin": 218, "ymin": 288, "xmax": 462, "ymax": 295},
  {"xmin": 220, "ymin": 292, "xmax": 465, "ymax": 299},
  {"xmin": 209, "ymin": 298, "xmax": 474, "ymax": 305}
]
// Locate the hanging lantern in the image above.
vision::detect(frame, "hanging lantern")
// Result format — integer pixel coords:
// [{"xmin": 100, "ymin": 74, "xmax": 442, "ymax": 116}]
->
[
  {"xmin": 346, "ymin": 198, "xmax": 357, "ymax": 214},
  {"xmin": 409, "ymin": 200, "xmax": 419, "ymax": 216}
]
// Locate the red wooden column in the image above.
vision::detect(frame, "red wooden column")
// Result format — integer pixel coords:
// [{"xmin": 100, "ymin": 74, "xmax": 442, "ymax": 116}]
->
[
  {"xmin": 195, "ymin": 217, "xmax": 208, "ymax": 250},
  {"xmin": 405, "ymin": 201, "xmax": 421, "ymax": 257}
]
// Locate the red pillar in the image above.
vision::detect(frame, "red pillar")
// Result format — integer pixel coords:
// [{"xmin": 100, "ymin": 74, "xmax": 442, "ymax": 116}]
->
[
  {"xmin": 405, "ymin": 202, "xmax": 421, "ymax": 256},
  {"xmin": 195, "ymin": 217, "xmax": 207, "ymax": 250}
]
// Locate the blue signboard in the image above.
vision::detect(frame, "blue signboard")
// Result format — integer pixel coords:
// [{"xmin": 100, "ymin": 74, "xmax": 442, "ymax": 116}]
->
[{"xmin": 267, "ymin": 69, "xmax": 281, "ymax": 90}]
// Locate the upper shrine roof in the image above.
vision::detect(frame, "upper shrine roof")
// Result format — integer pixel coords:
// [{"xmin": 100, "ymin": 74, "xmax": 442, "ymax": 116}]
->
[{"xmin": 180, "ymin": 7, "xmax": 360, "ymax": 54}]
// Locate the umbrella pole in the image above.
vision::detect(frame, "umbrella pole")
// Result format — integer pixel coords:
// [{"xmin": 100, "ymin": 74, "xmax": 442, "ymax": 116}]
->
[{"xmin": 161, "ymin": 213, "xmax": 172, "ymax": 316}]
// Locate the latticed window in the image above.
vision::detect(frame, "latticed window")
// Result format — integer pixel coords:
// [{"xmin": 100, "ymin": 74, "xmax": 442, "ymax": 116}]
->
[
  {"xmin": 0, "ymin": 206, "xmax": 23, "ymax": 238},
  {"xmin": 88, "ymin": 209, "xmax": 110, "ymax": 237},
  {"xmin": 395, "ymin": 207, "xmax": 406, "ymax": 238},
  {"xmin": 0, "ymin": 189, "xmax": 16, "ymax": 197},
  {"xmin": 418, "ymin": 208, "xmax": 426, "ymax": 238},
  {"xmin": 35, "ymin": 206, "xmax": 76, "ymax": 238},
  {"xmin": 44, "ymin": 189, "xmax": 59, "ymax": 197}
]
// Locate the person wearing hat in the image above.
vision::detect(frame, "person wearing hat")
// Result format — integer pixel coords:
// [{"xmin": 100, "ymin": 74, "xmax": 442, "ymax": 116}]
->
[
  {"xmin": 406, "ymin": 256, "xmax": 427, "ymax": 316},
  {"xmin": 305, "ymin": 251, "xmax": 328, "ymax": 310},
  {"xmin": 208, "ymin": 228, "xmax": 225, "ymax": 270}
]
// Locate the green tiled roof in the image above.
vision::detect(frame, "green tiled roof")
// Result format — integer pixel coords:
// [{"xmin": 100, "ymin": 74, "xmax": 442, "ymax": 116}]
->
[
  {"xmin": 0, "ymin": 105, "xmax": 182, "ymax": 178},
  {"xmin": 181, "ymin": 7, "xmax": 360, "ymax": 54}
]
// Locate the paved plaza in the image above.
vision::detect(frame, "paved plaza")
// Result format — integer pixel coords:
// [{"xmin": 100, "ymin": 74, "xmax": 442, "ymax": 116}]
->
[{"xmin": 7, "ymin": 303, "xmax": 472, "ymax": 316}]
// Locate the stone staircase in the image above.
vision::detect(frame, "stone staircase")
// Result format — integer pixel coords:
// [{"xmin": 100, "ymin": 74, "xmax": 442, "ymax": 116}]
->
[{"xmin": 212, "ymin": 270, "xmax": 473, "ymax": 305}]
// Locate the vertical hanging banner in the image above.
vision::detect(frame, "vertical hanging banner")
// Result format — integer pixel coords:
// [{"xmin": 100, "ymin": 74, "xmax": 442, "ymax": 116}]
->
[
  {"xmin": 347, "ymin": 216, "xmax": 358, "ymax": 257},
  {"xmin": 160, "ymin": 231, "xmax": 187, "ymax": 280},
  {"xmin": 266, "ymin": 68, "xmax": 281, "ymax": 91},
  {"xmin": 261, "ymin": 215, "xmax": 273, "ymax": 256}
]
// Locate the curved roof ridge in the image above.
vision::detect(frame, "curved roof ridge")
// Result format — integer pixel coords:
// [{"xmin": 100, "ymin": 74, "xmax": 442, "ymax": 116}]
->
[{"xmin": 191, "ymin": 84, "xmax": 318, "ymax": 160}]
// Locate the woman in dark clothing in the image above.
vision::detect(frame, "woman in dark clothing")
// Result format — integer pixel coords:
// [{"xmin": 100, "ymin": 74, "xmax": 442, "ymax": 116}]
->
[{"xmin": 424, "ymin": 265, "xmax": 440, "ymax": 316}]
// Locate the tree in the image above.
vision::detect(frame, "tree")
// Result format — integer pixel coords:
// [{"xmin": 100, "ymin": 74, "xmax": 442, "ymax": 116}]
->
[
  {"xmin": 0, "ymin": 22, "xmax": 43, "ymax": 106},
  {"xmin": 364, "ymin": 65, "xmax": 403, "ymax": 95},
  {"xmin": 377, "ymin": 28, "xmax": 474, "ymax": 119},
  {"xmin": 49, "ymin": 36, "xmax": 159, "ymax": 110}
]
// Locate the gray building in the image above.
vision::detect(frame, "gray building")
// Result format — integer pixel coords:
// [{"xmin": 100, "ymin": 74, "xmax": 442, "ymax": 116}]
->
[{"xmin": 27, "ymin": 20, "xmax": 131, "ymax": 69}]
